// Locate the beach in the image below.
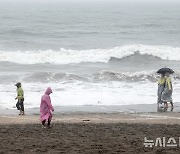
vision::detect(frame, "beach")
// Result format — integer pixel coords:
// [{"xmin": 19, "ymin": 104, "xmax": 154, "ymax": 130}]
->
[{"xmin": 0, "ymin": 108, "xmax": 180, "ymax": 154}]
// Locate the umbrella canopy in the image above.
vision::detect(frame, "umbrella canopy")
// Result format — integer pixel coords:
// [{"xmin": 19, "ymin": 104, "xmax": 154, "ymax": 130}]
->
[{"xmin": 157, "ymin": 67, "xmax": 174, "ymax": 74}]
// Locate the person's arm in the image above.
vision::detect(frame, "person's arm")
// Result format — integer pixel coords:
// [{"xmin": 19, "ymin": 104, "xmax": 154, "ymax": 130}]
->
[
  {"xmin": 46, "ymin": 96, "xmax": 54, "ymax": 111},
  {"xmin": 167, "ymin": 78, "xmax": 172, "ymax": 90}
]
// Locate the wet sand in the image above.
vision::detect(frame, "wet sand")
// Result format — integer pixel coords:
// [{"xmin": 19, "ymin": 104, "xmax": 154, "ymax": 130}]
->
[
  {"xmin": 1, "ymin": 103, "xmax": 180, "ymax": 115},
  {"xmin": 0, "ymin": 113, "xmax": 180, "ymax": 154}
]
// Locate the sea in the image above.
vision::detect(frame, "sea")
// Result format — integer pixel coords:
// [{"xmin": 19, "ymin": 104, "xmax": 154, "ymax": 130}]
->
[{"xmin": 0, "ymin": 0, "xmax": 180, "ymax": 109}]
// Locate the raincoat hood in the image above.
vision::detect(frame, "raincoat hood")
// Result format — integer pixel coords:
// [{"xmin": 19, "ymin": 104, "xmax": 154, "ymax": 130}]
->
[
  {"xmin": 45, "ymin": 87, "xmax": 52, "ymax": 95},
  {"xmin": 15, "ymin": 82, "xmax": 21, "ymax": 88}
]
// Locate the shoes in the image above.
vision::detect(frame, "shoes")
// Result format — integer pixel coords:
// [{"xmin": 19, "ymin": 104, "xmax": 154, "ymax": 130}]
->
[
  {"xmin": 19, "ymin": 111, "xmax": 25, "ymax": 115},
  {"xmin": 42, "ymin": 125, "xmax": 47, "ymax": 129}
]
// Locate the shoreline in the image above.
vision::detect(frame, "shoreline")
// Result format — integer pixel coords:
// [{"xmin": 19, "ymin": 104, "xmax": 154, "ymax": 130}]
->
[
  {"xmin": 1, "ymin": 103, "xmax": 180, "ymax": 116},
  {"xmin": 1, "ymin": 103, "xmax": 180, "ymax": 125}
]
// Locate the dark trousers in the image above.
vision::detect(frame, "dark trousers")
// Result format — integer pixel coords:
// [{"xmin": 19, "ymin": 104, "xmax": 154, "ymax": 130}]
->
[
  {"xmin": 42, "ymin": 119, "xmax": 51, "ymax": 126},
  {"xmin": 16, "ymin": 99, "xmax": 24, "ymax": 111}
]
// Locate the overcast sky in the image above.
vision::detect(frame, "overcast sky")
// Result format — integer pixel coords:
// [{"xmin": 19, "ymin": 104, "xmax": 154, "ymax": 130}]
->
[
  {"xmin": 0, "ymin": 0, "xmax": 179, "ymax": 7},
  {"xmin": 0, "ymin": 0, "xmax": 180, "ymax": 2}
]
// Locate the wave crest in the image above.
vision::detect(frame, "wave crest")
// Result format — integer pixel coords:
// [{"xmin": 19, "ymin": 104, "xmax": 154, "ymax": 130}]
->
[
  {"xmin": 1, "ymin": 70, "xmax": 180, "ymax": 84},
  {"xmin": 0, "ymin": 44, "xmax": 180, "ymax": 64}
]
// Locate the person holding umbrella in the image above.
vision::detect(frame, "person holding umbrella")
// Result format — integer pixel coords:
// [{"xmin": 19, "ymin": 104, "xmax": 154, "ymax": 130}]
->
[
  {"xmin": 157, "ymin": 67, "xmax": 174, "ymax": 109},
  {"xmin": 161, "ymin": 72, "xmax": 173, "ymax": 109}
]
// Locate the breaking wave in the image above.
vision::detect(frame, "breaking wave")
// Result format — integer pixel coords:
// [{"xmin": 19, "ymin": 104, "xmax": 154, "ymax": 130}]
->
[
  {"xmin": 1, "ymin": 70, "xmax": 180, "ymax": 84},
  {"xmin": 0, "ymin": 44, "xmax": 180, "ymax": 64}
]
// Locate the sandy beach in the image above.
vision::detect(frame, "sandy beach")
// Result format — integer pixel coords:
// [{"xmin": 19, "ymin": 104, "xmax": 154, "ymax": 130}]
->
[{"xmin": 0, "ymin": 111, "xmax": 180, "ymax": 154}]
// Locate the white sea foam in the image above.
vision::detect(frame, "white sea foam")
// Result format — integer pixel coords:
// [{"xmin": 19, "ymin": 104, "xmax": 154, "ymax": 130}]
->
[
  {"xmin": 0, "ymin": 44, "xmax": 180, "ymax": 64},
  {"xmin": 1, "ymin": 80, "xmax": 180, "ymax": 109},
  {"xmin": 0, "ymin": 82, "xmax": 154, "ymax": 109}
]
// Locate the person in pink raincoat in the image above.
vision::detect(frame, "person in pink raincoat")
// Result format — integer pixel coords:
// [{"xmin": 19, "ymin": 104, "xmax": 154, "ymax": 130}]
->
[{"xmin": 40, "ymin": 87, "xmax": 54, "ymax": 128}]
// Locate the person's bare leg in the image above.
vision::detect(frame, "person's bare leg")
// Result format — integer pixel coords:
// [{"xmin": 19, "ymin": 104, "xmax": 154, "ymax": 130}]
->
[
  {"xmin": 170, "ymin": 102, "xmax": 173, "ymax": 110},
  {"xmin": 157, "ymin": 103, "xmax": 160, "ymax": 112},
  {"xmin": 20, "ymin": 100, "xmax": 25, "ymax": 115},
  {"xmin": 42, "ymin": 120, "xmax": 46, "ymax": 128},
  {"xmin": 47, "ymin": 118, "xmax": 51, "ymax": 128},
  {"xmin": 164, "ymin": 102, "xmax": 168, "ymax": 108},
  {"xmin": 19, "ymin": 110, "xmax": 22, "ymax": 115}
]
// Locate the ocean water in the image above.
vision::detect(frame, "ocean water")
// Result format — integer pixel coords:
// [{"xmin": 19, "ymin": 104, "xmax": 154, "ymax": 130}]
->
[{"xmin": 0, "ymin": 0, "xmax": 180, "ymax": 109}]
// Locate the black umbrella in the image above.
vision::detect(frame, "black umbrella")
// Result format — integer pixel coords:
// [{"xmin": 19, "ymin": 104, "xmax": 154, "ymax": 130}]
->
[{"xmin": 157, "ymin": 67, "xmax": 174, "ymax": 74}]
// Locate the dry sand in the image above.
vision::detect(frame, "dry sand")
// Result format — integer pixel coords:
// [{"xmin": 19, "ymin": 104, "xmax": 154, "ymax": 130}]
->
[{"xmin": 0, "ymin": 112, "xmax": 180, "ymax": 154}]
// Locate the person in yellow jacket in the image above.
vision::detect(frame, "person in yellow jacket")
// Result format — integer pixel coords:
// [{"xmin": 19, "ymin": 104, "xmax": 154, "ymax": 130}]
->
[
  {"xmin": 157, "ymin": 74, "xmax": 166, "ymax": 106},
  {"xmin": 15, "ymin": 82, "xmax": 25, "ymax": 115},
  {"xmin": 161, "ymin": 72, "xmax": 173, "ymax": 109}
]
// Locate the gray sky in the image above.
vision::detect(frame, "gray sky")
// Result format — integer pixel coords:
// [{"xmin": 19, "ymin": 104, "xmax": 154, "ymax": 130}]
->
[{"xmin": 0, "ymin": 0, "xmax": 179, "ymax": 2}]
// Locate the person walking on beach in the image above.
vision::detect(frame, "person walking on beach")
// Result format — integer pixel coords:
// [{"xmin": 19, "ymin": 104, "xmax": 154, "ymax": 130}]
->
[
  {"xmin": 161, "ymin": 72, "xmax": 173, "ymax": 109},
  {"xmin": 15, "ymin": 82, "xmax": 25, "ymax": 115},
  {"xmin": 40, "ymin": 87, "xmax": 54, "ymax": 128},
  {"xmin": 157, "ymin": 73, "xmax": 166, "ymax": 106}
]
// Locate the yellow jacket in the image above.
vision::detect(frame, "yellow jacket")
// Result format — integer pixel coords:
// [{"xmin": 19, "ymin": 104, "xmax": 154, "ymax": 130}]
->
[
  {"xmin": 158, "ymin": 77, "xmax": 166, "ymax": 85},
  {"xmin": 165, "ymin": 77, "xmax": 172, "ymax": 90},
  {"xmin": 17, "ymin": 87, "xmax": 24, "ymax": 100}
]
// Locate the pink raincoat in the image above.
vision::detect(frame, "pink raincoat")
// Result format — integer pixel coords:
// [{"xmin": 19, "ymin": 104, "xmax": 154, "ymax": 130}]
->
[{"xmin": 40, "ymin": 87, "xmax": 54, "ymax": 122}]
